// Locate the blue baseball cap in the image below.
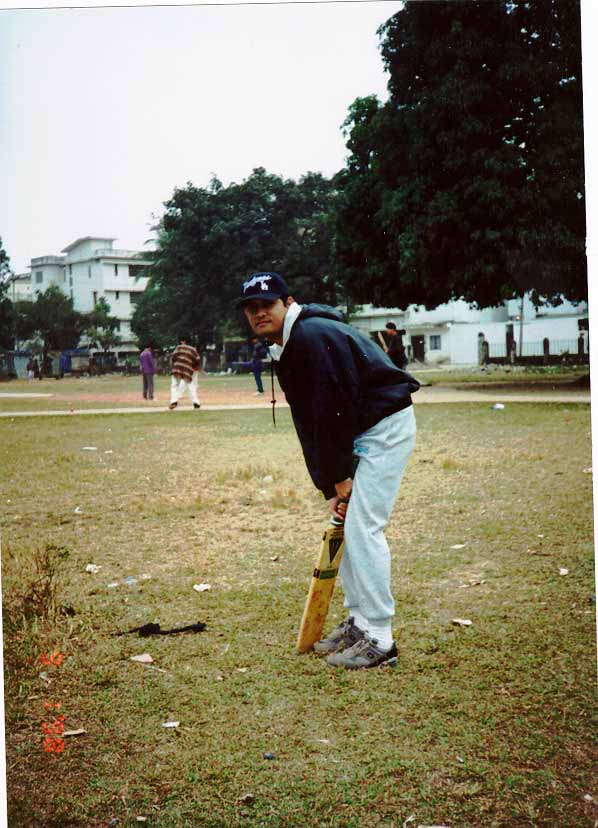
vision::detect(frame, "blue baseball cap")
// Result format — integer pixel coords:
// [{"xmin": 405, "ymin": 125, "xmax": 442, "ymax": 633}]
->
[{"xmin": 238, "ymin": 271, "xmax": 289, "ymax": 305}]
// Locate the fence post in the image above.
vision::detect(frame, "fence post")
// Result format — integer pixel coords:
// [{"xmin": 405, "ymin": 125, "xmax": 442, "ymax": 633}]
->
[{"xmin": 543, "ymin": 337, "xmax": 550, "ymax": 365}]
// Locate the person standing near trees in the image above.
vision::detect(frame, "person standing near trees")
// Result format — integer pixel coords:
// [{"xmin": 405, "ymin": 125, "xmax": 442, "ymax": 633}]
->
[
  {"xmin": 139, "ymin": 343, "xmax": 156, "ymax": 401},
  {"xmin": 249, "ymin": 336, "xmax": 268, "ymax": 395},
  {"xmin": 168, "ymin": 335, "xmax": 201, "ymax": 410},
  {"xmin": 239, "ymin": 272, "xmax": 419, "ymax": 669},
  {"xmin": 380, "ymin": 322, "xmax": 408, "ymax": 370}
]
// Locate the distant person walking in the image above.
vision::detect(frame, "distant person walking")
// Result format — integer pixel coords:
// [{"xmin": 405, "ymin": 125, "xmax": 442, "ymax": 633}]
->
[
  {"xmin": 26, "ymin": 357, "xmax": 35, "ymax": 381},
  {"xmin": 169, "ymin": 335, "xmax": 201, "ymax": 410},
  {"xmin": 139, "ymin": 344, "xmax": 156, "ymax": 401},
  {"xmin": 249, "ymin": 336, "xmax": 268, "ymax": 395}
]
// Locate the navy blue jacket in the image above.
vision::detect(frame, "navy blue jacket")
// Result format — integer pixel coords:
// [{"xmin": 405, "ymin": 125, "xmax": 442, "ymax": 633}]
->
[{"xmin": 275, "ymin": 304, "xmax": 420, "ymax": 499}]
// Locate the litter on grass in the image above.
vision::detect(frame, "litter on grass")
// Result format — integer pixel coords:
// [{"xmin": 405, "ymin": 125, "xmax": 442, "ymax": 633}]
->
[
  {"xmin": 193, "ymin": 583, "xmax": 211, "ymax": 592},
  {"xmin": 491, "ymin": 403, "xmax": 505, "ymax": 410},
  {"xmin": 81, "ymin": 446, "xmax": 97, "ymax": 451},
  {"xmin": 262, "ymin": 475, "xmax": 274, "ymax": 483},
  {"xmin": 559, "ymin": 568, "xmax": 569, "ymax": 576},
  {"xmin": 161, "ymin": 721, "xmax": 180, "ymax": 728},
  {"xmin": 85, "ymin": 564, "xmax": 100, "ymax": 573},
  {"xmin": 63, "ymin": 729, "xmax": 87, "ymax": 738},
  {"xmin": 130, "ymin": 653, "xmax": 154, "ymax": 664},
  {"xmin": 450, "ymin": 544, "xmax": 466, "ymax": 550},
  {"xmin": 74, "ymin": 506, "xmax": 83, "ymax": 514},
  {"xmin": 452, "ymin": 618, "xmax": 473, "ymax": 627}
]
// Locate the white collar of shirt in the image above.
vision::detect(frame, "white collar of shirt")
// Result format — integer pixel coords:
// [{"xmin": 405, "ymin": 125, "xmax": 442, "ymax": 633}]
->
[{"xmin": 268, "ymin": 301, "xmax": 302, "ymax": 362}]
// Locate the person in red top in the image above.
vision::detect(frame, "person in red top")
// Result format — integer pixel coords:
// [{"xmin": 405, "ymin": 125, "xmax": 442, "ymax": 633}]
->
[{"xmin": 168, "ymin": 335, "xmax": 201, "ymax": 410}]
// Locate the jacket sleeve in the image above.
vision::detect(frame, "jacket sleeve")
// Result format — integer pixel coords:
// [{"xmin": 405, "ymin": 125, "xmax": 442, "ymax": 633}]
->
[{"xmin": 297, "ymin": 326, "xmax": 361, "ymax": 499}]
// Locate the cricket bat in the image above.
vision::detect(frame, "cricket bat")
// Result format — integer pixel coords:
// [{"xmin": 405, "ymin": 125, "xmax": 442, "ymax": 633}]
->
[{"xmin": 296, "ymin": 513, "xmax": 346, "ymax": 653}]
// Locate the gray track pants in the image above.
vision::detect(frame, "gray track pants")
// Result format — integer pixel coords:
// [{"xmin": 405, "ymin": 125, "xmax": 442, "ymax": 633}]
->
[{"xmin": 340, "ymin": 405, "xmax": 416, "ymax": 624}]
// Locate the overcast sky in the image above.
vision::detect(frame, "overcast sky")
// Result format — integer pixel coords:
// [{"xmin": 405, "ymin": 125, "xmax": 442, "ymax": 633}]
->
[{"xmin": 0, "ymin": 1, "xmax": 405, "ymax": 272}]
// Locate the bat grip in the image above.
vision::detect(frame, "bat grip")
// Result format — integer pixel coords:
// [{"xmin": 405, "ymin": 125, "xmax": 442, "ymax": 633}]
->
[{"xmin": 330, "ymin": 497, "xmax": 349, "ymax": 526}]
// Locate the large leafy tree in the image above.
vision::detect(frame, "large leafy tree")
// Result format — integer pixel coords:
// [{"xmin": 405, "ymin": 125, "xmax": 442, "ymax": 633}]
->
[
  {"xmin": 83, "ymin": 297, "xmax": 121, "ymax": 351},
  {"xmin": 0, "ymin": 237, "xmax": 16, "ymax": 349},
  {"xmin": 15, "ymin": 286, "xmax": 86, "ymax": 352},
  {"xmin": 132, "ymin": 168, "xmax": 337, "ymax": 347},
  {"xmin": 335, "ymin": 0, "xmax": 586, "ymax": 309}
]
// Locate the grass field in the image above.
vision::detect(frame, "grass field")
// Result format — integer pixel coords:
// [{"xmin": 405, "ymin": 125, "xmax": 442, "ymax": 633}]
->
[
  {"xmin": 0, "ymin": 365, "xmax": 589, "ymax": 413},
  {"xmin": 1, "ymin": 400, "xmax": 596, "ymax": 827}
]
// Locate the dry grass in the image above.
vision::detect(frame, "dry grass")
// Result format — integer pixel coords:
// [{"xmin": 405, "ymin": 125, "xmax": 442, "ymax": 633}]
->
[{"xmin": 1, "ymin": 401, "xmax": 595, "ymax": 828}]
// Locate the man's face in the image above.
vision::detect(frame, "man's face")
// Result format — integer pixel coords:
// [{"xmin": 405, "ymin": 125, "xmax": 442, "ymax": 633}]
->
[
  {"xmin": 386, "ymin": 327, "xmax": 397, "ymax": 337},
  {"xmin": 243, "ymin": 298, "xmax": 290, "ymax": 344}
]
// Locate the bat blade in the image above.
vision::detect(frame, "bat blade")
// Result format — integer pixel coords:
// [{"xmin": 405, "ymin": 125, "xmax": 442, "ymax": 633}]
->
[{"xmin": 296, "ymin": 521, "xmax": 345, "ymax": 653}]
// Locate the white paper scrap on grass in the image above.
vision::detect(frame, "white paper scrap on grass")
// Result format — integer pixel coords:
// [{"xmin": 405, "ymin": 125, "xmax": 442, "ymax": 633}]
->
[
  {"xmin": 452, "ymin": 618, "xmax": 473, "ymax": 627},
  {"xmin": 559, "ymin": 568, "xmax": 569, "ymax": 576},
  {"xmin": 450, "ymin": 544, "xmax": 466, "ymax": 549},
  {"xmin": 161, "ymin": 721, "xmax": 180, "ymax": 728},
  {"xmin": 193, "ymin": 583, "xmax": 211, "ymax": 592},
  {"xmin": 130, "ymin": 653, "xmax": 154, "ymax": 664},
  {"xmin": 82, "ymin": 446, "xmax": 98, "ymax": 451},
  {"xmin": 85, "ymin": 564, "xmax": 100, "ymax": 573}
]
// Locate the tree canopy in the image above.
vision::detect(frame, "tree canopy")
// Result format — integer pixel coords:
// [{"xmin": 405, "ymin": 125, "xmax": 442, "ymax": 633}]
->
[
  {"xmin": 131, "ymin": 168, "xmax": 337, "ymax": 348},
  {"xmin": 335, "ymin": 0, "xmax": 586, "ymax": 310},
  {"xmin": 15, "ymin": 287, "xmax": 87, "ymax": 352},
  {"xmin": 0, "ymin": 237, "xmax": 16, "ymax": 349}
]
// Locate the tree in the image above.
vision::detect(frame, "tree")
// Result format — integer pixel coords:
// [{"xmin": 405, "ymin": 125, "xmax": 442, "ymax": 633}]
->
[
  {"xmin": 335, "ymin": 0, "xmax": 586, "ymax": 310},
  {"xmin": 83, "ymin": 297, "xmax": 121, "ymax": 352},
  {"xmin": 0, "ymin": 237, "xmax": 16, "ymax": 349},
  {"xmin": 132, "ymin": 168, "xmax": 337, "ymax": 348},
  {"xmin": 15, "ymin": 286, "xmax": 85, "ymax": 352}
]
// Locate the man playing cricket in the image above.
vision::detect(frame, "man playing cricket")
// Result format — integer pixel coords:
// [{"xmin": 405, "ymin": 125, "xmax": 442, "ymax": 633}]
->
[{"xmin": 239, "ymin": 271, "xmax": 420, "ymax": 669}]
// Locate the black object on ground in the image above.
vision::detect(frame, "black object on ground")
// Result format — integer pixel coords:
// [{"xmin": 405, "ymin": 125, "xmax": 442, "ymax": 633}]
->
[{"xmin": 113, "ymin": 621, "xmax": 207, "ymax": 637}]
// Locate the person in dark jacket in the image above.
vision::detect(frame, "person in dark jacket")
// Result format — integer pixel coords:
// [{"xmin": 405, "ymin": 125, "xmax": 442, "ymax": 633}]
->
[
  {"xmin": 239, "ymin": 271, "xmax": 419, "ymax": 670},
  {"xmin": 383, "ymin": 322, "xmax": 408, "ymax": 369},
  {"xmin": 249, "ymin": 336, "xmax": 268, "ymax": 395}
]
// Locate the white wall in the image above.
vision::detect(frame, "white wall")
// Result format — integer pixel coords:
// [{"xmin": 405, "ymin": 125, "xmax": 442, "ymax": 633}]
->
[{"xmin": 65, "ymin": 238, "xmax": 114, "ymax": 260}]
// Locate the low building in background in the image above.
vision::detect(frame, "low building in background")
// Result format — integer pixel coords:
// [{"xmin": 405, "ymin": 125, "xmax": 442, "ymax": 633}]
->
[{"xmin": 350, "ymin": 295, "xmax": 589, "ymax": 367}]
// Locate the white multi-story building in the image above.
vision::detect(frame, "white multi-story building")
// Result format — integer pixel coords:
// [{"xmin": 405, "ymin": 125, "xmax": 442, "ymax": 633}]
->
[
  {"xmin": 351, "ymin": 295, "xmax": 589, "ymax": 366},
  {"xmin": 20, "ymin": 237, "xmax": 153, "ymax": 352},
  {"xmin": 5, "ymin": 271, "xmax": 33, "ymax": 302}
]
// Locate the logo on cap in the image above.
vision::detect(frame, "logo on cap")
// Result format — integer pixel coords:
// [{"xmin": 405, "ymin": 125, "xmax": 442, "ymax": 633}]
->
[{"xmin": 243, "ymin": 274, "xmax": 271, "ymax": 294}]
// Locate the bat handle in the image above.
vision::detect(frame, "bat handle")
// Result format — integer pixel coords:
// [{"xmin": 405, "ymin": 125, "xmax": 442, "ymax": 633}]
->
[{"xmin": 330, "ymin": 497, "xmax": 349, "ymax": 526}]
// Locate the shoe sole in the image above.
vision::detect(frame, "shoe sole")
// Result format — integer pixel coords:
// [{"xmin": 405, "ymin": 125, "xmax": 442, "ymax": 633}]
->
[{"xmin": 345, "ymin": 656, "xmax": 398, "ymax": 670}]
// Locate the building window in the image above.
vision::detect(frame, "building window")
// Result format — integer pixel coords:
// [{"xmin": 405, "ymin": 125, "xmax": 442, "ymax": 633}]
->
[
  {"xmin": 430, "ymin": 335, "xmax": 441, "ymax": 350},
  {"xmin": 130, "ymin": 292, "xmax": 141, "ymax": 305},
  {"xmin": 69, "ymin": 264, "xmax": 72, "ymax": 275},
  {"xmin": 114, "ymin": 264, "xmax": 118, "ymax": 276},
  {"xmin": 35, "ymin": 271, "xmax": 43, "ymax": 284},
  {"xmin": 115, "ymin": 291, "xmax": 120, "ymax": 300},
  {"xmin": 128, "ymin": 264, "xmax": 146, "ymax": 280}
]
